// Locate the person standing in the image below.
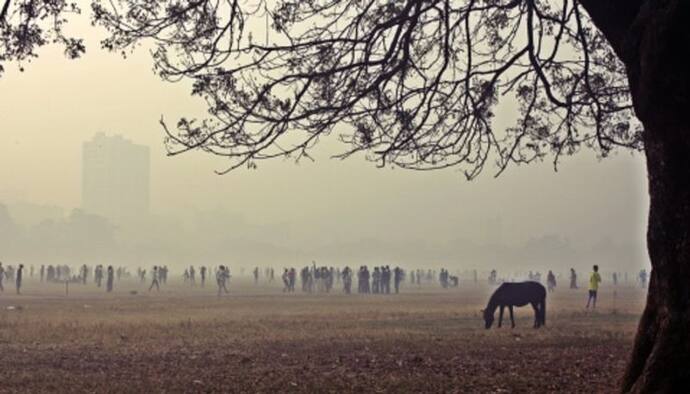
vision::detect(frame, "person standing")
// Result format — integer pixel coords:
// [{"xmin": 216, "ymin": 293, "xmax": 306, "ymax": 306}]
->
[
  {"xmin": 0, "ymin": 262, "xmax": 4, "ymax": 292},
  {"xmin": 393, "ymin": 267, "xmax": 403, "ymax": 294},
  {"xmin": 342, "ymin": 266, "xmax": 352, "ymax": 294},
  {"xmin": 106, "ymin": 266, "xmax": 114, "ymax": 292},
  {"xmin": 547, "ymin": 270, "xmax": 557, "ymax": 292},
  {"xmin": 217, "ymin": 265, "xmax": 229, "ymax": 296},
  {"xmin": 81, "ymin": 264, "xmax": 88, "ymax": 285},
  {"xmin": 282, "ymin": 269, "xmax": 290, "ymax": 292},
  {"xmin": 586, "ymin": 265, "xmax": 602, "ymax": 309},
  {"xmin": 95, "ymin": 265, "xmax": 104, "ymax": 287},
  {"xmin": 15, "ymin": 264, "xmax": 24, "ymax": 295},
  {"xmin": 383, "ymin": 266, "xmax": 392, "ymax": 294},
  {"xmin": 200, "ymin": 266, "xmax": 207, "ymax": 287},
  {"xmin": 189, "ymin": 266, "xmax": 196, "ymax": 286},
  {"xmin": 372, "ymin": 267, "xmax": 381, "ymax": 294},
  {"xmin": 569, "ymin": 268, "xmax": 578, "ymax": 289},
  {"xmin": 288, "ymin": 268, "xmax": 296, "ymax": 292}
]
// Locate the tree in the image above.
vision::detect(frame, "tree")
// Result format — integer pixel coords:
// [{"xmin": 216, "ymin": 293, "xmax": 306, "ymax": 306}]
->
[
  {"xmin": 2, "ymin": 0, "xmax": 688, "ymax": 391},
  {"xmin": 0, "ymin": 0, "xmax": 85, "ymax": 75}
]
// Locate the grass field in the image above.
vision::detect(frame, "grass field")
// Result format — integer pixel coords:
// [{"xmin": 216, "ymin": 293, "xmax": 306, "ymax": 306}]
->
[{"xmin": 0, "ymin": 278, "xmax": 646, "ymax": 393}]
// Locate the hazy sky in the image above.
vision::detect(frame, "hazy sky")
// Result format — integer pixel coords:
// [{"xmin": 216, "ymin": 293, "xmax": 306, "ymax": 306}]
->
[{"xmin": 0, "ymin": 12, "xmax": 649, "ymax": 257}]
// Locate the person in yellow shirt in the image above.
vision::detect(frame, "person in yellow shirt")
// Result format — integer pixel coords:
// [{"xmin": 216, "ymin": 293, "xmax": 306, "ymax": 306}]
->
[{"xmin": 586, "ymin": 265, "xmax": 602, "ymax": 309}]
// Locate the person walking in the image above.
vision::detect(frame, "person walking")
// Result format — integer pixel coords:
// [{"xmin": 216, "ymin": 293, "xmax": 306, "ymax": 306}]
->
[
  {"xmin": 149, "ymin": 266, "xmax": 161, "ymax": 292},
  {"xmin": 586, "ymin": 265, "xmax": 602, "ymax": 309}
]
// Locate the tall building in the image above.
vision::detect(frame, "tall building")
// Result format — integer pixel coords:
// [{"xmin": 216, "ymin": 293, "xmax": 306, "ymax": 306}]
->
[{"xmin": 82, "ymin": 133, "xmax": 150, "ymax": 223}]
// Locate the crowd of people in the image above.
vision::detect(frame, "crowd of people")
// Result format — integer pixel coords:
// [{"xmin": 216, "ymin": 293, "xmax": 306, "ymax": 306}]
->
[{"xmin": 0, "ymin": 260, "xmax": 651, "ymax": 304}]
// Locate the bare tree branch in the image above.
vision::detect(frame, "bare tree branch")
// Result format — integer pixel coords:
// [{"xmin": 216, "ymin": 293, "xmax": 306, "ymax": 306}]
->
[
  {"xmin": 0, "ymin": 0, "xmax": 11, "ymax": 24},
  {"xmin": 90, "ymin": 0, "xmax": 642, "ymax": 178},
  {"xmin": 0, "ymin": 0, "xmax": 85, "ymax": 76}
]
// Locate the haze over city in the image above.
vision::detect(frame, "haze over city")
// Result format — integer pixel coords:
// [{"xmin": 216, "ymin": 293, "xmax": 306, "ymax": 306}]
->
[{"xmin": 0, "ymin": 23, "xmax": 648, "ymax": 270}]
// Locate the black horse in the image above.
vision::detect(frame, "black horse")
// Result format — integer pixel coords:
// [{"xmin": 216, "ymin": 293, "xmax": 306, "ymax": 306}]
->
[{"xmin": 483, "ymin": 282, "xmax": 546, "ymax": 329}]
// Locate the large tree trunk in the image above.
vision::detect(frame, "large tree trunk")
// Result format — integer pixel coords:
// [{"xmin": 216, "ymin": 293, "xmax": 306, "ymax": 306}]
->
[
  {"xmin": 621, "ymin": 129, "xmax": 690, "ymax": 392},
  {"xmin": 617, "ymin": 1, "xmax": 690, "ymax": 391}
]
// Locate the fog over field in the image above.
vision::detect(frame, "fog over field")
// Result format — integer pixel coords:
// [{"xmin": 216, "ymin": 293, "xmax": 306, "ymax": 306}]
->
[{"xmin": 0, "ymin": 23, "xmax": 648, "ymax": 272}]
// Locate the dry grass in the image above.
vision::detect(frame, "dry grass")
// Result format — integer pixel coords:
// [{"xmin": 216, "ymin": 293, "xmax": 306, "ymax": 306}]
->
[{"xmin": 0, "ymin": 279, "xmax": 646, "ymax": 393}]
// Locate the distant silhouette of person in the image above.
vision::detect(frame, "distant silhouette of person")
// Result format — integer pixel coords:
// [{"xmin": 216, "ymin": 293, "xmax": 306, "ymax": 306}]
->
[
  {"xmin": 489, "ymin": 269, "xmax": 497, "ymax": 285},
  {"xmin": 382, "ymin": 266, "xmax": 391, "ymax": 294},
  {"xmin": 200, "ymin": 266, "xmax": 207, "ymax": 287},
  {"xmin": 342, "ymin": 267, "xmax": 352, "ymax": 294},
  {"xmin": 149, "ymin": 266, "xmax": 160, "ymax": 292},
  {"xmin": 282, "ymin": 269, "xmax": 290, "ymax": 292},
  {"xmin": 81, "ymin": 264, "xmax": 88, "ymax": 285},
  {"xmin": 586, "ymin": 265, "xmax": 601, "ymax": 309},
  {"xmin": 15, "ymin": 264, "xmax": 24, "ymax": 294},
  {"xmin": 40, "ymin": 265, "xmax": 45, "ymax": 282},
  {"xmin": 372, "ymin": 267, "xmax": 380, "ymax": 294},
  {"xmin": 288, "ymin": 268, "xmax": 296, "ymax": 292},
  {"xmin": 547, "ymin": 271, "xmax": 556, "ymax": 292},
  {"xmin": 217, "ymin": 265, "xmax": 229, "ymax": 296},
  {"xmin": 189, "ymin": 266, "xmax": 196, "ymax": 286},
  {"xmin": 569, "ymin": 268, "xmax": 578, "ymax": 289},
  {"xmin": 0, "ymin": 262, "xmax": 4, "ymax": 292},
  {"xmin": 394, "ymin": 267, "xmax": 403, "ymax": 294},
  {"xmin": 106, "ymin": 266, "xmax": 114, "ymax": 292},
  {"xmin": 95, "ymin": 265, "xmax": 104, "ymax": 287}
]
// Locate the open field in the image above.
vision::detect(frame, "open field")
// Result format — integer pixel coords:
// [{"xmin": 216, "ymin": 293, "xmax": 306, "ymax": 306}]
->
[{"xmin": 0, "ymin": 279, "xmax": 646, "ymax": 393}]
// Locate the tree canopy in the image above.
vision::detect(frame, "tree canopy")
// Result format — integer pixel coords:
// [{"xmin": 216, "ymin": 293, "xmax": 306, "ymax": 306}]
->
[
  {"xmin": 0, "ymin": 0, "xmax": 643, "ymax": 177},
  {"xmin": 0, "ymin": 0, "xmax": 85, "ymax": 75}
]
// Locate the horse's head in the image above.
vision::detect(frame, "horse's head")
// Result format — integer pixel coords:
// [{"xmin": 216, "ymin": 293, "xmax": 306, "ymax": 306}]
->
[{"xmin": 482, "ymin": 309, "xmax": 494, "ymax": 329}]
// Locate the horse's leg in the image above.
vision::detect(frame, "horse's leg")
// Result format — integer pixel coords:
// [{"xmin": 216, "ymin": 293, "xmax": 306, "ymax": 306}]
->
[
  {"xmin": 531, "ymin": 302, "xmax": 539, "ymax": 328},
  {"xmin": 498, "ymin": 305, "xmax": 504, "ymax": 328},
  {"xmin": 509, "ymin": 305, "xmax": 515, "ymax": 328}
]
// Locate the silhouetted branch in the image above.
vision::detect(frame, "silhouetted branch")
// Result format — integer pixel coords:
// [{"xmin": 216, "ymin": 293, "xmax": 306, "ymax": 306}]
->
[
  {"xmin": 0, "ymin": 0, "xmax": 84, "ymax": 76},
  {"xmin": 93, "ymin": 0, "xmax": 642, "ymax": 177},
  {"xmin": 0, "ymin": 0, "xmax": 11, "ymax": 24}
]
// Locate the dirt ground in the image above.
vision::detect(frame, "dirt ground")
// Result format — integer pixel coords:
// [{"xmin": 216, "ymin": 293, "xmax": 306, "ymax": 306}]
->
[{"xmin": 0, "ymin": 278, "xmax": 646, "ymax": 393}]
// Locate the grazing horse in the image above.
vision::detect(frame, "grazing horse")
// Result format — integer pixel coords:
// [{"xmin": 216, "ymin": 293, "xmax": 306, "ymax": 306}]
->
[{"xmin": 483, "ymin": 282, "xmax": 546, "ymax": 329}]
